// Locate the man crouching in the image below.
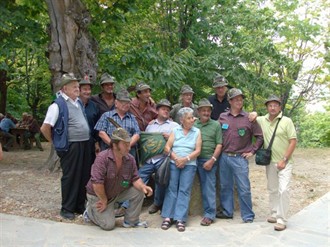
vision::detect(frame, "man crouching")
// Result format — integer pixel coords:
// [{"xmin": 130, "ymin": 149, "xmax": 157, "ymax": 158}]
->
[{"xmin": 84, "ymin": 127, "xmax": 153, "ymax": 230}]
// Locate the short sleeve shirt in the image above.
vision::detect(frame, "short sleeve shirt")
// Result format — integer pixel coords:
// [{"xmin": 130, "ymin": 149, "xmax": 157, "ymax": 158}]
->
[
  {"xmin": 86, "ymin": 149, "xmax": 139, "ymax": 200},
  {"xmin": 94, "ymin": 109, "xmax": 140, "ymax": 150},
  {"xmin": 257, "ymin": 112, "xmax": 297, "ymax": 163},
  {"xmin": 194, "ymin": 118, "xmax": 222, "ymax": 158}
]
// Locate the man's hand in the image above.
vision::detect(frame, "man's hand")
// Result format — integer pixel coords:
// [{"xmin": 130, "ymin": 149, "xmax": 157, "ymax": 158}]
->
[
  {"xmin": 96, "ymin": 199, "xmax": 107, "ymax": 212},
  {"xmin": 203, "ymin": 159, "xmax": 214, "ymax": 171},
  {"xmin": 241, "ymin": 152, "xmax": 253, "ymax": 159},
  {"xmin": 142, "ymin": 186, "xmax": 153, "ymax": 197},
  {"xmin": 248, "ymin": 111, "xmax": 258, "ymax": 122},
  {"xmin": 162, "ymin": 133, "xmax": 170, "ymax": 140},
  {"xmin": 277, "ymin": 160, "xmax": 286, "ymax": 170}
]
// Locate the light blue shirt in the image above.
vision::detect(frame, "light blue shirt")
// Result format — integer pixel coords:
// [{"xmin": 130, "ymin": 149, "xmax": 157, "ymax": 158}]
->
[
  {"xmin": 0, "ymin": 118, "xmax": 16, "ymax": 132},
  {"xmin": 172, "ymin": 125, "xmax": 200, "ymax": 166}
]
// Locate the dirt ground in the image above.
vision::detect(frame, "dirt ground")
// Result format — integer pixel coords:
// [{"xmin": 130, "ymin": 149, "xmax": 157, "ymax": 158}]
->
[{"xmin": 0, "ymin": 142, "xmax": 329, "ymax": 228}]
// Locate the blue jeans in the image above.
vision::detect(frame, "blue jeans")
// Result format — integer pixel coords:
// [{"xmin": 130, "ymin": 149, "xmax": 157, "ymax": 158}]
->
[
  {"xmin": 122, "ymin": 157, "xmax": 166, "ymax": 209},
  {"xmin": 139, "ymin": 158, "xmax": 166, "ymax": 207},
  {"xmin": 161, "ymin": 162, "xmax": 197, "ymax": 222},
  {"xmin": 197, "ymin": 158, "xmax": 218, "ymax": 220},
  {"xmin": 219, "ymin": 153, "xmax": 254, "ymax": 221}
]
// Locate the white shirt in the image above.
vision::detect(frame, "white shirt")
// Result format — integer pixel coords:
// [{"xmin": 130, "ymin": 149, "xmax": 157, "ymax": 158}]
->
[{"xmin": 43, "ymin": 92, "xmax": 80, "ymax": 127}]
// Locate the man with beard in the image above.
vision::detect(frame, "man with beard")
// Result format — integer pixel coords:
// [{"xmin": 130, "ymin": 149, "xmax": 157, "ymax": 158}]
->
[{"xmin": 84, "ymin": 127, "xmax": 153, "ymax": 230}]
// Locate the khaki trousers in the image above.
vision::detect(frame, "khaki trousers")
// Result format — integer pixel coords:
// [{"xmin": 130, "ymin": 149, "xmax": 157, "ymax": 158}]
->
[
  {"xmin": 266, "ymin": 162, "xmax": 292, "ymax": 225},
  {"xmin": 86, "ymin": 187, "xmax": 144, "ymax": 230}
]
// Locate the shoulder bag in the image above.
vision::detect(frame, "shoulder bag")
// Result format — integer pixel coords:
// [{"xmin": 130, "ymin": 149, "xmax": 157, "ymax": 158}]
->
[
  {"xmin": 255, "ymin": 118, "xmax": 281, "ymax": 166},
  {"xmin": 155, "ymin": 151, "xmax": 171, "ymax": 186}
]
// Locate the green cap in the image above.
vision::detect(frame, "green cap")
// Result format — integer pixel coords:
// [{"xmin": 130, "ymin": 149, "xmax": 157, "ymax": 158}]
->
[
  {"xmin": 197, "ymin": 98, "xmax": 213, "ymax": 109},
  {"xmin": 227, "ymin": 88, "xmax": 245, "ymax": 100},
  {"xmin": 156, "ymin": 99, "xmax": 172, "ymax": 110},
  {"xmin": 213, "ymin": 74, "xmax": 228, "ymax": 88},
  {"xmin": 111, "ymin": 128, "xmax": 131, "ymax": 142},
  {"xmin": 79, "ymin": 75, "xmax": 93, "ymax": 86},
  {"xmin": 136, "ymin": 82, "xmax": 151, "ymax": 92},
  {"xmin": 265, "ymin": 95, "xmax": 281, "ymax": 105},
  {"xmin": 116, "ymin": 89, "xmax": 131, "ymax": 102},
  {"xmin": 181, "ymin": 85, "xmax": 194, "ymax": 94},
  {"xmin": 60, "ymin": 73, "xmax": 78, "ymax": 88},
  {"xmin": 100, "ymin": 73, "xmax": 116, "ymax": 85}
]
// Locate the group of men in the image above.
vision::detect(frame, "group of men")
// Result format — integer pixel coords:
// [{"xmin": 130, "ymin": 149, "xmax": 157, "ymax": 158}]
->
[
  {"xmin": 40, "ymin": 72, "xmax": 296, "ymax": 232},
  {"xmin": 0, "ymin": 112, "xmax": 43, "ymax": 152}
]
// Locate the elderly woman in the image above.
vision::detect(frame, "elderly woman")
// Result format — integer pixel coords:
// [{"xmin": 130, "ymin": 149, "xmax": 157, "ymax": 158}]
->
[{"xmin": 161, "ymin": 107, "xmax": 202, "ymax": 232}]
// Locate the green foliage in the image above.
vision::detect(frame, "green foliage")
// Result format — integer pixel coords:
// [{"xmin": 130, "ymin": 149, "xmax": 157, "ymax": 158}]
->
[{"xmin": 297, "ymin": 111, "xmax": 330, "ymax": 147}]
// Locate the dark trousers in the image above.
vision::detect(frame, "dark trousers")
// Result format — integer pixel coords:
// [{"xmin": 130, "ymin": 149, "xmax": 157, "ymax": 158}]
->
[{"xmin": 57, "ymin": 141, "xmax": 92, "ymax": 213}]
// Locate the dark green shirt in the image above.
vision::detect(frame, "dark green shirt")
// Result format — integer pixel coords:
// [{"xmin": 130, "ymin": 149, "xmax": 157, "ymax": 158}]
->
[{"xmin": 194, "ymin": 118, "xmax": 222, "ymax": 158}]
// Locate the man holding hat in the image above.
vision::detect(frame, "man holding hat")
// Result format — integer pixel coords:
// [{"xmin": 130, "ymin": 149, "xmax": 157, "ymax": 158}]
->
[
  {"xmin": 84, "ymin": 127, "xmax": 153, "ymax": 230},
  {"xmin": 256, "ymin": 95, "xmax": 297, "ymax": 231},
  {"xmin": 41, "ymin": 73, "xmax": 91, "ymax": 220},
  {"xmin": 170, "ymin": 84, "xmax": 198, "ymax": 124},
  {"xmin": 129, "ymin": 82, "xmax": 158, "ymax": 131},
  {"xmin": 194, "ymin": 98, "xmax": 223, "ymax": 226},
  {"xmin": 138, "ymin": 99, "xmax": 179, "ymax": 214},
  {"xmin": 208, "ymin": 74, "xmax": 230, "ymax": 120},
  {"xmin": 217, "ymin": 88, "xmax": 263, "ymax": 223},
  {"xmin": 91, "ymin": 73, "xmax": 117, "ymax": 115}
]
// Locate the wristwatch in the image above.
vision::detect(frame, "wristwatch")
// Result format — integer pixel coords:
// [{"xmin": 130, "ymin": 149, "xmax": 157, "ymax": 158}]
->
[{"xmin": 282, "ymin": 157, "xmax": 288, "ymax": 163}]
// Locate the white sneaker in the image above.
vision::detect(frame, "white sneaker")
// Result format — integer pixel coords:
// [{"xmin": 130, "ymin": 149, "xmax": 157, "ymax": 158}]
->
[
  {"xmin": 123, "ymin": 221, "xmax": 148, "ymax": 228},
  {"xmin": 83, "ymin": 210, "xmax": 90, "ymax": 223}
]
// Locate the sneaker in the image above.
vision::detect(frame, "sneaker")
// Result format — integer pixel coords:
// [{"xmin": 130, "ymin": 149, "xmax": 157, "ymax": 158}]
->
[
  {"xmin": 244, "ymin": 219, "xmax": 253, "ymax": 223},
  {"xmin": 2, "ymin": 146, "xmax": 9, "ymax": 152},
  {"xmin": 83, "ymin": 210, "xmax": 90, "ymax": 223},
  {"xmin": 123, "ymin": 221, "xmax": 148, "ymax": 228},
  {"xmin": 115, "ymin": 207, "xmax": 126, "ymax": 218},
  {"xmin": 274, "ymin": 223, "xmax": 286, "ymax": 231},
  {"xmin": 148, "ymin": 204, "xmax": 161, "ymax": 214},
  {"xmin": 200, "ymin": 217, "xmax": 213, "ymax": 226},
  {"xmin": 267, "ymin": 216, "xmax": 277, "ymax": 223}
]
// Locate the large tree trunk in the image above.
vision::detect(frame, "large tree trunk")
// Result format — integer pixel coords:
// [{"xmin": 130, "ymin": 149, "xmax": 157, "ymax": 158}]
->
[
  {"xmin": 43, "ymin": 0, "xmax": 98, "ymax": 171},
  {"xmin": 0, "ymin": 70, "xmax": 8, "ymax": 114}
]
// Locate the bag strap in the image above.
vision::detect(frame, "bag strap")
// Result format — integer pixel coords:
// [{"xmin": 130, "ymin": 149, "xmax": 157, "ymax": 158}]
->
[{"xmin": 267, "ymin": 117, "xmax": 282, "ymax": 150}]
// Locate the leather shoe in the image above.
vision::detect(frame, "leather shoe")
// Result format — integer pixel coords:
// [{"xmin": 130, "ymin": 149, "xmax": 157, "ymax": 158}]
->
[
  {"xmin": 274, "ymin": 223, "xmax": 286, "ymax": 231},
  {"xmin": 216, "ymin": 212, "xmax": 233, "ymax": 219},
  {"xmin": 148, "ymin": 204, "xmax": 161, "ymax": 214},
  {"xmin": 267, "ymin": 216, "xmax": 277, "ymax": 223},
  {"xmin": 60, "ymin": 209, "xmax": 75, "ymax": 220}
]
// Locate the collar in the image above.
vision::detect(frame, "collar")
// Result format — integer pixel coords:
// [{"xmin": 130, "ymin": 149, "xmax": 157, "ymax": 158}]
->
[{"xmin": 266, "ymin": 111, "xmax": 283, "ymax": 122}]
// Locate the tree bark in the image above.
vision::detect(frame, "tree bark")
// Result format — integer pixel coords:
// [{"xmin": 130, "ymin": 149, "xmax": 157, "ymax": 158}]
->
[
  {"xmin": 0, "ymin": 70, "xmax": 8, "ymax": 114},
  {"xmin": 43, "ymin": 0, "xmax": 98, "ymax": 171}
]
